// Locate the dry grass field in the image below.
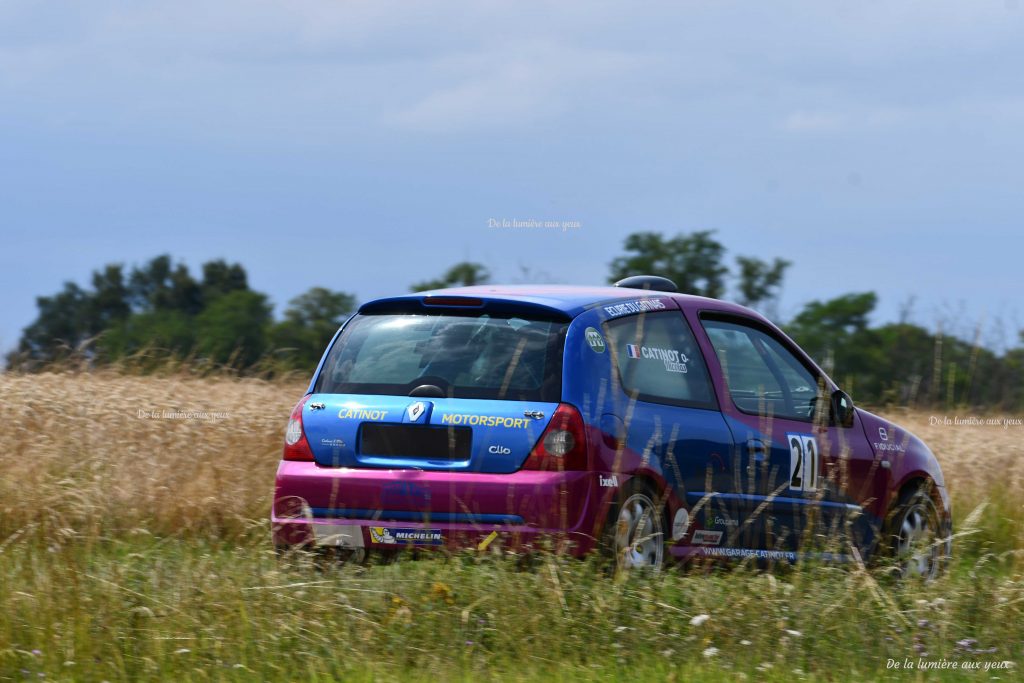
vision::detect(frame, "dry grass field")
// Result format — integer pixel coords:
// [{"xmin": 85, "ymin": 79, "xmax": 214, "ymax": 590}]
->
[{"xmin": 0, "ymin": 371, "xmax": 1021, "ymax": 681}]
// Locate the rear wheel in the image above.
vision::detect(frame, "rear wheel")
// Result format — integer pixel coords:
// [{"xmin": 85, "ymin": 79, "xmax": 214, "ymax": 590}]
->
[{"xmin": 605, "ymin": 479, "xmax": 665, "ymax": 572}]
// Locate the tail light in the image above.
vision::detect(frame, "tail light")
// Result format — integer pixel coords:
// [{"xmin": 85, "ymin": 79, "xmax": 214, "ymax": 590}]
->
[
  {"xmin": 282, "ymin": 395, "xmax": 315, "ymax": 462},
  {"xmin": 522, "ymin": 403, "xmax": 588, "ymax": 471}
]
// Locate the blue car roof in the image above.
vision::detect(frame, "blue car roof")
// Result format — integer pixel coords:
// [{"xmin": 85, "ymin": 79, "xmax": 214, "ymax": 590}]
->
[{"xmin": 357, "ymin": 284, "xmax": 738, "ymax": 319}]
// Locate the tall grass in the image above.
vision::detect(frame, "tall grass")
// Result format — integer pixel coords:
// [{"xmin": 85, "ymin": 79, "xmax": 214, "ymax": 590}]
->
[{"xmin": 0, "ymin": 372, "xmax": 1021, "ymax": 680}]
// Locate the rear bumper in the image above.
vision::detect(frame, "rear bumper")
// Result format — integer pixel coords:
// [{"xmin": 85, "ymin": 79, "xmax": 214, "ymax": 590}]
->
[{"xmin": 271, "ymin": 461, "xmax": 603, "ymax": 555}]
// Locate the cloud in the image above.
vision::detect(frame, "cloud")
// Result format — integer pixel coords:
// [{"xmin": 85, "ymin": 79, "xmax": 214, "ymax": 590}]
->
[{"xmin": 386, "ymin": 43, "xmax": 647, "ymax": 132}]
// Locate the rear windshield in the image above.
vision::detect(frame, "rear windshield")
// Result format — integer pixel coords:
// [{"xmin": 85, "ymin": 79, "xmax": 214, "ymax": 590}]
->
[{"xmin": 315, "ymin": 313, "xmax": 567, "ymax": 402}]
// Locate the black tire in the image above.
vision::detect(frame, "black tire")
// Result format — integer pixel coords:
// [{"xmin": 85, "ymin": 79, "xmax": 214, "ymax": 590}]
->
[
  {"xmin": 601, "ymin": 478, "xmax": 667, "ymax": 573},
  {"xmin": 880, "ymin": 483, "xmax": 948, "ymax": 580}
]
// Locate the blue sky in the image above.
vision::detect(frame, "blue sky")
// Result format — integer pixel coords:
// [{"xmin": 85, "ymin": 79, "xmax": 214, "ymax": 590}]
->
[{"xmin": 2, "ymin": 1, "xmax": 1023, "ymax": 354}]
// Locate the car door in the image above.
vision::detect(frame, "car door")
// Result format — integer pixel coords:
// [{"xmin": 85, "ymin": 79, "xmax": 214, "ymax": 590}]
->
[
  {"xmin": 597, "ymin": 309, "xmax": 737, "ymax": 551},
  {"xmin": 695, "ymin": 314, "xmax": 877, "ymax": 558}
]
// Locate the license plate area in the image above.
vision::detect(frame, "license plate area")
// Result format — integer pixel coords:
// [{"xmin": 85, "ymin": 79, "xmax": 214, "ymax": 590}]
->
[{"xmin": 359, "ymin": 424, "xmax": 471, "ymax": 460}]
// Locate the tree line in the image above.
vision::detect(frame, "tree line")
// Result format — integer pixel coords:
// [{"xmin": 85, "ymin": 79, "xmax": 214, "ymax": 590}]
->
[{"xmin": 8, "ymin": 236, "xmax": 1024, "ymax": 409}]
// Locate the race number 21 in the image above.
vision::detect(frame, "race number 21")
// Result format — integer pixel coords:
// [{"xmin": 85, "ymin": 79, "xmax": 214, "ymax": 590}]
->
[{"xmin": 786, "ymin": 433, "xmax": 818, "ymax": 493}]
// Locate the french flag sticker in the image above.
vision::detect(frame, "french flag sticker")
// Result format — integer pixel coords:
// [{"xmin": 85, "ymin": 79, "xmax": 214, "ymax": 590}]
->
[{"xmin": 626, "ymin": 344, "xmax": 641, "ymax": 358}]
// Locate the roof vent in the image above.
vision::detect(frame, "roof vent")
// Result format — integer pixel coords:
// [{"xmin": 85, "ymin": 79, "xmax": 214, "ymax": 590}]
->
[{"xmin": 613, "ymin": 275, "xmax": 678, "ymax": 293}]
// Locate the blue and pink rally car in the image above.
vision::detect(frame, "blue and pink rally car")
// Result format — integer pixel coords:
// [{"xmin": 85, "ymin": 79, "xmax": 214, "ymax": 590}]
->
[{"xmin": 272, "ymin": 278, "xmax": 951, "ymax": 576}]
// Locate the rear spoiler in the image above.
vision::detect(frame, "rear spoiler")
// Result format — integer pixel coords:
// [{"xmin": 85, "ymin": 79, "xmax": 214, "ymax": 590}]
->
[{"xmin": 358, "ymin": 296, "xmax": 572, "ymax": 322}]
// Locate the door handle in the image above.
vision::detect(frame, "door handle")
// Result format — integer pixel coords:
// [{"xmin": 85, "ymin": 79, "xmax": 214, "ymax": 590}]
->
[{"xmin": 747, "ymin": 439, "xmax": 766, "ymax": 462}]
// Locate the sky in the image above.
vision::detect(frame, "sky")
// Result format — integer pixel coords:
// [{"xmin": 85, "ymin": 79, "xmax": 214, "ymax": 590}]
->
[{"xmin": 2, "ymin": 0, "xmax": 1023, "ymax": 355}]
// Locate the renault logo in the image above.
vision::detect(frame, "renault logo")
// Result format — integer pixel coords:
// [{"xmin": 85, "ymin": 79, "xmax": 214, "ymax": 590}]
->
[{"xmin": 406, "ymin": 401, "xmax": 427, "ymax": 422}]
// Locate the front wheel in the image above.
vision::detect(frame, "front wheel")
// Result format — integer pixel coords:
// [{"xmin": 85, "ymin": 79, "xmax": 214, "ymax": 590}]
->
[
  {"xmin": 882, "ymin": 484, "xmax": 948, "ymax": 580},
  {"xmin": 605, "ymin": 480, "xmax": 665, "ymax": 572}
]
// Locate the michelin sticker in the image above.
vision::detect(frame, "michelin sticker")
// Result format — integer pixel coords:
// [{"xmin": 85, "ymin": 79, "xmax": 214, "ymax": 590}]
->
[
  {"xmin": 584, "ymin": 327, "xmax": 606, "ymax": 353},
  {"xmin": 602, "ymin": 298, "xmax": 668, "ymax": 318},
  {"xmin": 625, "ymin": 344, "xmax": 688, "ymax": 373},
  {"xmin": 369, "ymin": 527, "xmax": 444, "ymax": 545}
]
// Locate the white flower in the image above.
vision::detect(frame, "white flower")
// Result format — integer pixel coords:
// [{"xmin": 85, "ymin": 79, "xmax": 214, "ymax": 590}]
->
[
  {"xmin": 740, "ymin": 640, "xmax": 752, "ymax": 646},
  {"xmin": 690, "ymin": 614, "xmax": 710, "ymax": 627},
  {"xmin": 785, "ymin": 629, "xmax": 802, "ymax": 637},
  {"xmin": 702, "ymin": 647, "xmax": 719, "ymax": 658}
]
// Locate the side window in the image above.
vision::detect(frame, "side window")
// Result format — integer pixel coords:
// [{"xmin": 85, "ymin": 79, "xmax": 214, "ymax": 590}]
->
[
  {"xmin": 603, "ymin": 313, "xmax": 715, "ymax": 408},
  {"xmin": 701, "ymin": 318, "xmax": 819, "ymax": 421}
]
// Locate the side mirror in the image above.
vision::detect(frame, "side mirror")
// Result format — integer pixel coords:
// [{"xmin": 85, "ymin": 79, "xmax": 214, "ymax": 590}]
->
[{"xmin": 831, "ymin": 389, "xmax": 855, "ymax": 429}]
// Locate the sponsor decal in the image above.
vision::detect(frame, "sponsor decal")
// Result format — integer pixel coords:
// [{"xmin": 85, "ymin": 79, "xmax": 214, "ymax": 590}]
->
[
  {"xmin": 699, "ymin": 547, "xmax": 797, "ymax": 561},
  {"xmin": 708, "ymin": 514, "xmax": 737, "ymax": 527},
  {"xmin": 369, "ymin": 527, "xmax": 444, "ymax": 545},
  {"xmin": 624, "ymin": 345, "xmax": 688, "ymax": 373},
  {"xmin": 338, "ymin": 408, "xmax": 389, "ymax": 421},
  {"xmin": 873, "ymin": 427, "xmax": 906, "ymax": 452},
  {"xmin": 599, "ymin": 474, "xmax": 619, "ymax": 488},
  {"xmin": 488, "ymin": 445, "xmax": 511, "ymax": 455},
  {"xmin": 691, "ymin": 529, "xmax": 723, "ymax": 546},
  {"xmin": 584, "ymin": 327, "xmax": 606, "ymax": 353},
  {"xmin": 320, "ymin": 437, "xmax": 347, "ymax": 448},
  {"xmin": 786, "ymin": 433, "xmax": 819, "ymax": 492},
  {"xmin": 672, "ymin": 508, "xmax": 690, "ymax": 541},
  {"xmin": 441, "ymin": 413, "xmax": 530, "ymax": 428},
  {"xmin": 406, "ymin": 401, "xmax": 427, "ymax": 422},
  {"xmin": 602, "ymin": 298, "xmax": 668, "ymax": 318}
]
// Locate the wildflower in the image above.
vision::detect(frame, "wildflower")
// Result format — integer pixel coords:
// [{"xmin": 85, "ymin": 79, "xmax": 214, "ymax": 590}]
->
[
  {"xmin": 702, "ymin": 647, "xmax": 719, "ymax": 658},
  {"xmin": 784, "ymin": 629, "xmax": 802, "ymax": 637},
  {"xmin": 690, "ymin": 614, "xmax": 710, "ymax": 627},
  {"xmin": 174, "ymin": 648, "xmax": 191, "ymax": 655},
  {"xmin": 955, "ymin": 638, "xmax": 976, "ymax": 651}
]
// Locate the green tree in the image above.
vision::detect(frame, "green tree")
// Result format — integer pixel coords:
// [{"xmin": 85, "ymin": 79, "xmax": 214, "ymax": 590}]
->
[
  {"xmin": 87, "ymin": 264, "xmax": 131, "ymax": 331},
  {"xmin": 194, "ymin": 290, "xmax": 272, "ymax": 367},
  {"xmin": 11, "ymin": 282, "xmax": 93, "ymax": 366},
  {"xmin": 785, "ymin": 292, "xmax": 881, "ymax": 395},
  {"xmin": 98, "ymin": 311, "xmax": 196, "ymax": 361},
  {"xmin": 200, "ymin": 260, "xmax": 249, "ymax": 304},
  {"xmin": 735, "ymin": 256, "xmax": 790, "ymax": 313},
  {"xmin": 411, "ymin": 262, "xmax": 490, "ymax": 292},
  {"xmin": 609, "ymin": 231, "xmax": 728, "ymax": 298},
  {"xmin": 269, "ymin": 288, "xmax": 357, "ymax": 369},
  {"xmin": 128, "ymin": 255, "xmax": 202, "ymax": 314}
]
